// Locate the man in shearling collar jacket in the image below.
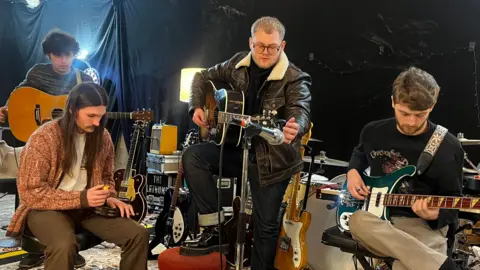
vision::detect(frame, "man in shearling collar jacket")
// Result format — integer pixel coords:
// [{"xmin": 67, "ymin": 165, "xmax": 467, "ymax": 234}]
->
[{"xmin": 179, "ymin": 16, "xmax": 311, "ymax": 269}]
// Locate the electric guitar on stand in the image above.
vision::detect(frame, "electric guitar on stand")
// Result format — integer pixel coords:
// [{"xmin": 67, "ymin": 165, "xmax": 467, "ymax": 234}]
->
[
  {"xmin": 6, "ymin": 86, "xmax": 153, "ymax": 142},
  {"xmin": 274, "ymin": 123, "xmax": 313, "ymax": 270},
  {"xmin": 148, "ymin": 130, "xmax": 199, "ymax": 258},
  {"xmin": 95, "ymin": 120, "xmax": 149, "ymax": 223},
  {"xmin": 200, "ymin": 80, "xmax": 278, "ymax": 146}
]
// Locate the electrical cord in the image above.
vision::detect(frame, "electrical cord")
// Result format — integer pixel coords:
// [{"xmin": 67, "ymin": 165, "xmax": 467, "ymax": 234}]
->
[{"xmin": 217, "ymin": 122, "xmax": 230, "ymax": 270}]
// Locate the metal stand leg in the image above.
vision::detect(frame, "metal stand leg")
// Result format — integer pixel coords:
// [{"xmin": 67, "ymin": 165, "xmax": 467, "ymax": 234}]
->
[{"xmin": 235, "ymin": 135, "xmax": 251, "ymax": 270}]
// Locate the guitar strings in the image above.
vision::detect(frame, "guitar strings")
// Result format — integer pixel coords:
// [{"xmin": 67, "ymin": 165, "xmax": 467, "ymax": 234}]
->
[{"xmin": 342, "ymin": 196, "xmax": 476, "ymax": 208}]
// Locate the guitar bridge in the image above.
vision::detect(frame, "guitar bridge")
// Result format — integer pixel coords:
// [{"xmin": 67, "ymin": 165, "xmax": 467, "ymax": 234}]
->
[
  {"xmin": 35, "ymin": 105, "xmax": 41, "ymax": 126},
  {"xmin": 279, "ymin": 236, "xmax": 291, "ymax": 251}
]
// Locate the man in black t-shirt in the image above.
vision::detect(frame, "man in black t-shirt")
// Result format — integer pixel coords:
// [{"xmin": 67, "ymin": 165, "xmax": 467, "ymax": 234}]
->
[{"xmin": 347, "ymin": 67, "xmax": 463, "ymax": 270}]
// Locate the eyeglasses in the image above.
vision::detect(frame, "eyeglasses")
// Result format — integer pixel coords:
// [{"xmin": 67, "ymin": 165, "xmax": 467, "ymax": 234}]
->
[{"xmin": 253, "ymin": 43, "xmax": 281, "ymax": 55}]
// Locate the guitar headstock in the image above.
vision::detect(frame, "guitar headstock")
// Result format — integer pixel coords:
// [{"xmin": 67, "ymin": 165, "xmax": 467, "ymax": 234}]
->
[
  {"xmin": 251, "ymin": 109, "xmax": 282, "ymax": 128},
  {"xmin": 181, "ymin": 129, "xmax": 200, "ymax": 150},
  {"xmin": 133, "ymin": 119, "xmax": 149, "ymax": 133},
  {"xmin": 132, "ymin": 109, "xmax": 154, "ymax": 122},
  {"xmin": 301, "ymin": 122, "xmax": 313, "ymax": 146}
]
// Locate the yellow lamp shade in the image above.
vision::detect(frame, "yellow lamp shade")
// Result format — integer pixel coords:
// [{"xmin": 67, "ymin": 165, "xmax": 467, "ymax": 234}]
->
[{"xmin": 180, "ymin": 68, "xmax": 205, "ymax": 102}]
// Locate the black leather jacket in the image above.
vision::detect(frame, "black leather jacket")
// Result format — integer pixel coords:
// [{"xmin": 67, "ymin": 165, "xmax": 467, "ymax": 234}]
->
[{"xmin": 189, "ymin": 51, "xmax": 312, "ymax": 186}]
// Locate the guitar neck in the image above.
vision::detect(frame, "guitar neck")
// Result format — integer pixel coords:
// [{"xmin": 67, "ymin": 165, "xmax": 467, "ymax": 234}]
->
[
  {"xmin": 383, "ymin": 194, "xmax": 480, "ymax": 210},
  {"xmin": 170, "ymin": 161, "xmax": 184, "ymax": 207},
  {"xmin": 218, "ymin": 111, "xmax": 250, "ymax": 124},
  {"xmin": 107, "ymin": 112, "xmax": 132, "ymax": 119}
]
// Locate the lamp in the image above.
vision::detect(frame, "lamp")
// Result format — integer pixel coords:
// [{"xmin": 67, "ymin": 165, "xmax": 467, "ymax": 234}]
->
[{"xmin": 180, "ymin": 68, "xmax": 205, "ymax": 102}]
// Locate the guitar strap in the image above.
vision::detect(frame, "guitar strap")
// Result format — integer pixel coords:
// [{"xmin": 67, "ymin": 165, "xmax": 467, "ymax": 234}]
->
[
  {"xmin": 75, "ymin": 69, "xmax": 82, "ymax": 85},
  {"xmin": 416, "ymin": 124, "xmax": 448, "ymax": 175}
]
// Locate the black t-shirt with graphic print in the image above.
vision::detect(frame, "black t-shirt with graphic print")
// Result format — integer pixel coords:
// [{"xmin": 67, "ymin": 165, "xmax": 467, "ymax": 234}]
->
[{"xmin": 348, "ymin": 117, "xmax": 464, "ymax": 230}]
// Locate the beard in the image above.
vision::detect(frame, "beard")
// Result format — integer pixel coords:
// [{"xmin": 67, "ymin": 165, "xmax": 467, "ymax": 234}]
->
[{"xmin": 395, "ymin": 118, "xmax": 427, "ymax": 135}]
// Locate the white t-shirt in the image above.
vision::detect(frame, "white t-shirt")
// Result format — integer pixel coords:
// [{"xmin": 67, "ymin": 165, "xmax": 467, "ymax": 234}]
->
[{"xmin": 57, "ymin": 133, "xmax": 87, "ymax": 191}]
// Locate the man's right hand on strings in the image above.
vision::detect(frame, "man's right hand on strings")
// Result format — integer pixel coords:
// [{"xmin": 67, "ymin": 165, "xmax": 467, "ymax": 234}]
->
[
  {"xmin": 192, "ymin": 108, "xmax": 208, "ymax": 128},
  {"xmin": 347, "ymin": 169, "xmax": 370, "ymax": 200},
  {"xmin": 0, "ymin": 106, "xmax": 7, "ymax": 123}
]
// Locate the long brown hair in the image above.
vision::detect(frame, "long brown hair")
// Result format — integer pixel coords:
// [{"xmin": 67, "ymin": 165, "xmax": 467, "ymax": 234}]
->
[{"xmin": 58, "ymin": 82, "xmax": 109, "ymax": 177}]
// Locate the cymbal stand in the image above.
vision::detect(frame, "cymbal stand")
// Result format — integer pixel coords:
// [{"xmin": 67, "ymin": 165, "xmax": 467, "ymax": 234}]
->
[
  {"xmin": 464, "ymin": 152, "xmax": 480, "ymax": 175},
  {"xmin": 315, "ymin": 150, "xmax": 327, "ymax": 174}
]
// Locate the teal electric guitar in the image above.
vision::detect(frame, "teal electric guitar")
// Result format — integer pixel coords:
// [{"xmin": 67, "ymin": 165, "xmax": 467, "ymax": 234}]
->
[{"xmin": 335, "ymin": 165, "xmax": 472, "ymax": 231}]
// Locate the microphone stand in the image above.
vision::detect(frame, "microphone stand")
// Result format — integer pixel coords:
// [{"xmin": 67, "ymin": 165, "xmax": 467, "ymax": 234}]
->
[{"xmin": 235, "ymin": 125, "xmax": 261, "ymax": 270}]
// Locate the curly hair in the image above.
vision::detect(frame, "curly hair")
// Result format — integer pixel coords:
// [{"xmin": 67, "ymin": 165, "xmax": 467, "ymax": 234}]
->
[{"xmin": 42, "ymin": 29, "xmax": 80, "ymax": 56}]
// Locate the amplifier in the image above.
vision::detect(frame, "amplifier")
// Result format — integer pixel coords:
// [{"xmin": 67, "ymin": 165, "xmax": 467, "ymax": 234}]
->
[
  {"xmin": 146, "ymin": 153, "xmax": 181, "ymax": 174},
  {"xmin": 150, "ymin": 124, "xmax": 177, "ymax": 155}
]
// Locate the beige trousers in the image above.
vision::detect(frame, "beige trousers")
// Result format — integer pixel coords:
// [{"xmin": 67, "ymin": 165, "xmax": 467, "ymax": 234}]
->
[{"xmin": 349, "ymin": 210, "xmax": 449, "ymax": 270}]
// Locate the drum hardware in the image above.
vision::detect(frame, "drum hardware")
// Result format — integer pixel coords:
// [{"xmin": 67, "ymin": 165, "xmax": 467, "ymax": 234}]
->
[
  {"xmin": 302, "ymin": 151, "xmax": 349, "ymax": 167},
  {"xmin": 308, "ymin": 138, "xmax": 323, "ymax": 143},
  {"xmin": 463, "ymin": 152, "xmax": 480, "ymax": 175},
  {"xmin": 458, "ymin": 133, "xmax": 480, "ymax": 146}
]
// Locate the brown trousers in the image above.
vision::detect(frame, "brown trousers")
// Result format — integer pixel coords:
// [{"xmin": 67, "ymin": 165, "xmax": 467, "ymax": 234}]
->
[
  {"xmin": 349, "ymin": 210, "xmax": 449, "ymax": 270},
  {"xmin": 27, "ymin": 209, "xmax": 149, "ymax": 270}
]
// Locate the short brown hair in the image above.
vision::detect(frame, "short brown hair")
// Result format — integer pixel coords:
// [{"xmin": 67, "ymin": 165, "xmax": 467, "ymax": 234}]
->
[
  {"xmin": 392, "ymin": 67, "xmax": 440, "ymax": 111},
  {"xmin": 251, "ymin": 16, "xmax": 285, "ymax": 40}
]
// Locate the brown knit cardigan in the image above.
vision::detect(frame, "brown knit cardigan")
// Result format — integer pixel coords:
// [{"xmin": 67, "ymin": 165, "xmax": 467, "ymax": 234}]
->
[{"xmin": 6, "ymin": 120, "xmax": 116, "ymax": 237}]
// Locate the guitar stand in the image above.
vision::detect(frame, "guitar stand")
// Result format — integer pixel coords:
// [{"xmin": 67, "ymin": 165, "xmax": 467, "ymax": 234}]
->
[
  {"xmin": 235, "ymin": 126, "xmax": 261, "ymax": 270},
  {"xmin": 301, "ymin": 145, "xmax": 315, "ymax": 212}
]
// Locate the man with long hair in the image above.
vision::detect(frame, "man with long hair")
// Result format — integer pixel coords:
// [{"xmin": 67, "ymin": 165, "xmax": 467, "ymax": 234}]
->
[
  {"xmin": 180, "ymin": 16, "xmax": 311, "ymax": 269},
  {"xmin": 0, "ymin": 29, "xmax": 92, "ymax": 123},
  {"xmin": 346, "ymin": 67, "xmax": 462, "ymax": 270},
  {"xmin": 6, "ymin": 82, "xmax": 149, "ymax": 270},
  {"xmin": 0, "ymin": 29, "xmax": 94, "ymax": 267}
]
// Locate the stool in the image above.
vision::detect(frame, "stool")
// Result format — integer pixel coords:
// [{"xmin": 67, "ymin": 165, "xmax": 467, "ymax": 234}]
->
[
  {"xmin": 158, "ymin": 247, "xmax": 227, "ymax": 270},
  {"xmin": 321, "ymin": 226, "xmax": 393, "ymax": 270}
]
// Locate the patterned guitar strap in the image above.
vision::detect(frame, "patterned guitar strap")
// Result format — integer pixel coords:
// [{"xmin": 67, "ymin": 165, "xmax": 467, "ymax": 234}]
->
[{"xmin": 416, "ymin": 125, "xmax": 448, "ymax": 176}]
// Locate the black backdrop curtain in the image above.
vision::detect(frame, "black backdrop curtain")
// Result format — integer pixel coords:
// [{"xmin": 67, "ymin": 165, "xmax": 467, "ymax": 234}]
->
[
  {"xmin": 2, "ymin": 0, "xmax": 480, "ymax": 176},
  {"xmin": 0, "ymin": 0, "xmax": 249, "ymax": 174}
]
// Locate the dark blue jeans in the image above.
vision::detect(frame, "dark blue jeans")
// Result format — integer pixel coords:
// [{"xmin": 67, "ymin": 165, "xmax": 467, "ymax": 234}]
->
[{"xmin": 182, "ymin": 142, "xmax": 289, "ymax": 270}]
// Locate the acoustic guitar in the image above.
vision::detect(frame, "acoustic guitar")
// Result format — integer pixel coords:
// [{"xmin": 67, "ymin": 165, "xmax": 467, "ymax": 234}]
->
[
  {"xmin": 6, "ymin": 86, "xmax": 153, "ymax": 142},
  {"xmin": 274, "ymin": 123, "xmax": 313, "ymax": 270},
  {"xmin": 200, "ymin": 80, "xmax": 277, "ymax": 146}
]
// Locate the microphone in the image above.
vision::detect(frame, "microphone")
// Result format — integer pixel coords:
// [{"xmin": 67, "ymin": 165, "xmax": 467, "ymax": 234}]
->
[{"xmin": 230, "ymin": 118, "xmax": 285, "ymax": 145}]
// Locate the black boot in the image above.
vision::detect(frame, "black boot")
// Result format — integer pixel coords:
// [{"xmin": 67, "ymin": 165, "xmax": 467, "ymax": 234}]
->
[
  {"xmin": 179, "ymin": 226, "xmax": 229, "ymax": 256},
  {"xmin": 18, "ymin": 253, "xmax": 86, "ymax": 269},
  {"xmin": 439, "ymin": 257, "xmax": 461, "ymax": 270}
]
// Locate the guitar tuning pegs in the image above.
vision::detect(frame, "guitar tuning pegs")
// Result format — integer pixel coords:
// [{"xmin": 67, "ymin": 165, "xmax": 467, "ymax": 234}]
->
[{"xmin": 272, "ymin": 110, "xmax": 277, "ymax": 115}]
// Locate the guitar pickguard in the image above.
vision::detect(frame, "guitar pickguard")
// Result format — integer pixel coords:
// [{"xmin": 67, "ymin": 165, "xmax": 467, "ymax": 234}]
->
[
  {"xmin": 119, "ymin": 177, "xmax": 137, "ymax": 201},
  {"xmin": 172, "ymin": 207, "xmax": 186, "ymax": 244},
  {"xmin": 336, "ymin": 165, "xmax": 417, "ymax": 232},
  {"xmin": 280, "ymin": 219, "xmax": 304, "ymax": 268},
  {"xmin": 368, "ymin": 186, "xmax": 388, "ymax": 218}
]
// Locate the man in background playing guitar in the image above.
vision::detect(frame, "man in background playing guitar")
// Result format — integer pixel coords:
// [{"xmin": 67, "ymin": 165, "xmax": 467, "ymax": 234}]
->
[
  {"xmin": 180, "ymin": 16, "xmax": 311, "ymax": 269},
  {"xmin": 5, "ymin": 82, "xmax": 149, "ymax": 270},
  {"xmin": 0, "ymin": 29, "xmax": 92, "ymax": 123},
  {"xmin": 346, "ymin": 67, "xmax": 463, "ymax": 270}
]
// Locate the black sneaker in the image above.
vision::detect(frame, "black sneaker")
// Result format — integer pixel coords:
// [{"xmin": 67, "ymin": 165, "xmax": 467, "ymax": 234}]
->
[
  {"xmin": 18, "ymin": 253, "xmax": 86, "ymax": 269},
  {"xmin": 179, "ymin": 227, "xmax": 228, "ymax": 256}
]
